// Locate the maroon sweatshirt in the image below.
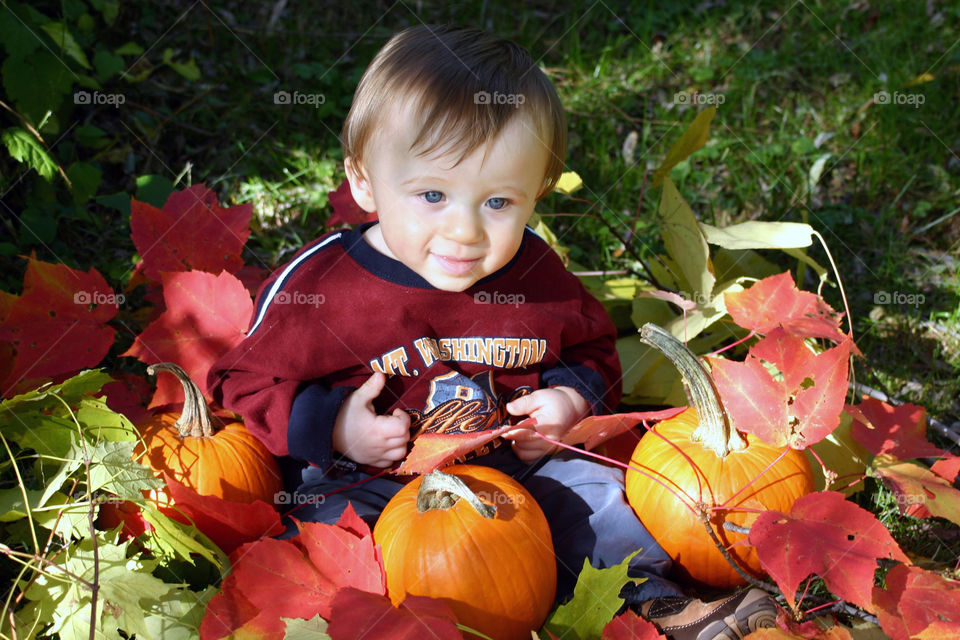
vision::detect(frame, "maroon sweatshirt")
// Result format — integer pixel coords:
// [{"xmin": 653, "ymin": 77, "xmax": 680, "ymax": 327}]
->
[{"xmin": 208, "ymin": 223, "xmax": 621, "ymax": 470}]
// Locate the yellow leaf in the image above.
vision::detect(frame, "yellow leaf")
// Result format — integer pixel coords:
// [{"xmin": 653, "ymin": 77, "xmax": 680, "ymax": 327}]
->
[
  {"xmin": 554, "ymin": 171, "xmax": 583, "ymax": 195},
  {"xmin": 651, "ymin": 107, "xmax": 716, "ymax": 188},
  {"xmin": 905, "ymin": 72, "xmax": 935, "ymax": 87},
  {"xmin": 658, "ymin": 178, "xmax": 715, "ymax": 302}
]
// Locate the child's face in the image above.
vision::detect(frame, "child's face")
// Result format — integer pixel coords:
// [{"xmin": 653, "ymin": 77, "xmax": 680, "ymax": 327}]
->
[{"xmin": 345, "ymin": 103, "xmax": 552, "ymax": 292}]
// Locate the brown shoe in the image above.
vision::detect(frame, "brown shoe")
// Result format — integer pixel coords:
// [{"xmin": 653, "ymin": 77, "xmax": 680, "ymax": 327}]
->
[{"xmin": 638, "ymin": 588, "xmax": 778, "ymax": 640}]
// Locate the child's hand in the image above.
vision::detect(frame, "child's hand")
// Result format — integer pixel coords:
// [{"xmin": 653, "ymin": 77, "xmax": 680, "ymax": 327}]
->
[
  {"xmin": 503, "ymin": 386, "xmax": 590, "ymax": 463},
  {"xmin": 332, "ymin": 372, "xmax": 411, "ymax": 468}
]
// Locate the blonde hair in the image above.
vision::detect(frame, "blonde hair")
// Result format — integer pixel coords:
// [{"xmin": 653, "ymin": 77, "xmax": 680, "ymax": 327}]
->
[{"xmin": 342, "ymin": 25, "xmax": 566, "ymax": 200}]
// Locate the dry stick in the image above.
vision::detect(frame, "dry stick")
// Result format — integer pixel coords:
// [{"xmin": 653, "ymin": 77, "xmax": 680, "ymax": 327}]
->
[{"xmin": 700, "ymin": 517, "xmax": 778, "ymax": 592}]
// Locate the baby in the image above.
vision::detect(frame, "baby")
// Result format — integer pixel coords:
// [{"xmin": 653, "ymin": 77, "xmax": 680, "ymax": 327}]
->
[{"xmin": 209, "ymin": 24, "xmax": 775, "ymax": 639}]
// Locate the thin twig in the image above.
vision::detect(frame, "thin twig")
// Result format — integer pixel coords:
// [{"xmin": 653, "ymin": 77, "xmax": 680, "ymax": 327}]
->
[{"xmin": 699, "ymin": 515, "xmax": 778, "ymax": 592}]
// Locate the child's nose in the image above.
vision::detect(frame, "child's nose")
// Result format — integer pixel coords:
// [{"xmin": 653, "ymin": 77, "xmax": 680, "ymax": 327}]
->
[{"xmin": 441, "ymin": 206, "xmax": 484, "ymax": 244}]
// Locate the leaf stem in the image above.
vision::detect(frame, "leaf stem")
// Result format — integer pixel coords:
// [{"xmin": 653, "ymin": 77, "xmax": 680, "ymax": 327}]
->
[
  {"xmin": 699, "ymin": 516, "xmax": 778, "ymax": 592},
  {"xmin": 530, "ymin": 431, "xmax": 700, "ymax": 514}
]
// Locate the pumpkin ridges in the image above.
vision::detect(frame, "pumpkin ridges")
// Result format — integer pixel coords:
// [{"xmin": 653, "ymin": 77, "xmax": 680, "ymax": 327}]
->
[
  {"xmin": 625, "ymin": 325, "xmax": 816, "ymax": 588},
  {"xmin": 135, "ymin": 363, "xmax": 283, "ymax": 506},
  {"xmin": 374, "ymin": 465, "xmax": 555, "ymax": 640}
]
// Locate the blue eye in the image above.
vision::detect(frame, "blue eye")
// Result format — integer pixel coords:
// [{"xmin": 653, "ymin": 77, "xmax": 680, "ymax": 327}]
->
[
  {"xmin": 422, "ymin": 191, "xmax": 443, "ymax": 204},
  {"xmin": 487, "ymin": 197, "xmax": 508, "ymax": 210}
]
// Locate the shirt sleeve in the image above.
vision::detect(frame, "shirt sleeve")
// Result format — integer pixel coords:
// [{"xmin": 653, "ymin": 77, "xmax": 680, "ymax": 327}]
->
[{"xmin": 540, "ymin": 278, "xmax": 622, "ymax": 414}]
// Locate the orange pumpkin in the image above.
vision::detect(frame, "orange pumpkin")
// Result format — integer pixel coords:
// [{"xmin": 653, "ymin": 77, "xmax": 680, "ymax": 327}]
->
[
  {"xmin": 625, "ymin": 324, "xmax": 814, "ymax": 588},
  {"xmin": 136, "ymin": 363, "xmax": 283, "ymax": 504},
  {"xmin": 373, "ymin": 465, "xmax": 556, "ymax": 640}
]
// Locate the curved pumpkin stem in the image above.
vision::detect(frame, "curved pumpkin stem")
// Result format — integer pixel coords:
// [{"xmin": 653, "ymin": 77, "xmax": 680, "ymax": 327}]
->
[
  {"xmin": 639, "ymin": 323, "xmax": 746, "ymax": 458},
  {"xmin": 417, "ymin": 470, "xmax": 496, "ymax": 519},
  {"xmin": 146, "ymin": 363, "xmax": 218, "ymax": 438}
]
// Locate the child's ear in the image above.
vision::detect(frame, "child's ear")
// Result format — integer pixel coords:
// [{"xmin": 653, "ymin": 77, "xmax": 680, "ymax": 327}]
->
[{"xmin": 344, "ymin": 157, "xmax": 376, "ymax": 213}]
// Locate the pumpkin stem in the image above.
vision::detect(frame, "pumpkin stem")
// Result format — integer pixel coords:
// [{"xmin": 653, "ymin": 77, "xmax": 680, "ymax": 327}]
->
[
  {"xmin": 639, "ymin": 323, "xmax": 747, "ymax": 458},
  {"xmin": 416, "ymin": 470, "xmax": 497, "ymax": 519},
  {"xmin": 146, "ymin": 363, "xmax": 218, "ymax": 438}
]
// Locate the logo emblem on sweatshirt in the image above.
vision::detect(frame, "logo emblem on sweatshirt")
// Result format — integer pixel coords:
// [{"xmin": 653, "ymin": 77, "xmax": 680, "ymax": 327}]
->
[{"xmin": 406, "ymin": 370, "xmax": 530, "ymax": 438}]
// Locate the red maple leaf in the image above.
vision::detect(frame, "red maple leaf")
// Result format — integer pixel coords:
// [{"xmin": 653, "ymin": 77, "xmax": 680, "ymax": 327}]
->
[
  {"xmin": 326, "ymin": 179, "xmax": 376, "ymax": 228},
  {"xmin": 932, "ymin": 457, "xmax": 960, "ymax": 483},
  {"xmin": 563, "ymin": 407, "xmax": 686, "ymax": 451},
  {"xmin": 872, "ymin": 564, "xmax": 960, "ymax": 640},
  {"xmin": 601, "ymin": 610, "xmax": 666, "ymax": 639},
  {"xmin": 708, "ymin": 331, "xmax": 851, "ymax": 449},
  {"xmin": 749, "ymin": 491, "xmax": 909, "ymax": 612},
  {"xmin": 201, "ymin": 586, "xmax": 283, "ymax": 640},
  {"xmin": 773, "ymin": 608, "xmax": 854, "ymax": 639},
  {"xmin": 201, "ymin": 504, "xmax": 386, "ymax": 639},
  {"xmin": 395, "ymin": 422, "xmax": 521, "ymax": 475},
  {"xmin": 724, "ymin": 271, "xmax": 849, "ymax": 344},
  {"xmin": 130, "ymin": 184, "xmax": 252, "ymax": 281},
  {"xmin": 123, "ymin": 270, "xmax": 253, "ymax": 406},
  {"xmin": 163, "ymin": 474, "xmax": 284, "ymax": 554},
  {"xmin": 846, "ymin": 397, "xmax": 952, "ymax": 461},
  {"xmin": 872, "ymin": 460, "xmax": 960, "ymax": 523},
  {"xmin": 326, "ymin": 588, "xmax": 461, "ymax": 639},
  {"xmin": 0, "ymin": 257, "xmax": 117, "ymax": 396}
]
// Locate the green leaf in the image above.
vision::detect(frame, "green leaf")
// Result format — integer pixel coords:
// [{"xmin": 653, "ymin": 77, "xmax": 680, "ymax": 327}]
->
[
  {"xmin": 87, "ymin": 441, "xmax": 163, "ymax": 500},
  {"xmin": 92, "ymin": 49, "xmax": 125, "ymax": 81},
  {"xmin": 0, "ymin": 488, "xmax": 44, "ymax": 521},
  {"xmin": 33, "ymin": 492, "xmax": 93, "ymax": 540},
  {"xmin": 66, "ymin": 161, "xmax": 102, "ymax": 203},
  {"xmin": 543, "ymin": 551, "xmax": 642, "ymax": 639},
  {"xmin": 76, "ymin": 396, "xmax": 138, "ymax": 442},
  {"xmin": 161, "ymin": 49, "xmax": 200, "ymax": 81},
  {"xmin": 19, "ymin": 204, "xmax": 59, "ymax": 245},
  {"xmin": 135, "ymin": 174, "xmax": 175, "ymax": 208},
  {"xmin": 700, "ymin": 221, "xmax": 815, "ymax": 250},
  {"xmin": 807, "ymin": 411, "xmax": 870, "ymax": 495},
  {"xmin": 284, "ymin": 615, "xmax": 331, "ymax": 639},
  {"xmin": 0, "ymin": 4, "xmax": 41, "ymax": 58},
  {"xmin": 142, "ymin": 586, "xmax": 215, "ymax": 640},
  {"xmin": 140, "ymin": 506, "xmax": 223, "ymax": 567},
  {"xmin": 658, "ymin": 177, "xmax": 715, "ymax": 302},
  {"xmin": 96, "ymin": 191, "xmax": 132, "ymax": 214},
  {"xmin": 90, "ymin": 0, "xmax": 120, "ymax": 26},
  {"xmin": 114, "ymin": 41, "xmax": 144, "ymax": 56},
  {"xmin": 40, "ymin": 22, "xmax": 91, "ymax": 69},
  {"xmin": 38, "ymin": 444, "xmax": 84, "ymax": 506},
  {"xmin": 75, "ymin": 124, "xmax": 108, "ymax": 148},
  {"xmin": 2, "ymin": 127, "xmax": 57, "ymax": 180},
  {"xmin": 651, "ymin": 107, "xmax": 716, "ymax": 188}
]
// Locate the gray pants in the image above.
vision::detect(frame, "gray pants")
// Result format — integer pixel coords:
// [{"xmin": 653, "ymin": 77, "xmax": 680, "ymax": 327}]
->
[{"xmin": 285, "ymin": 448, "xmax": 682, "ymax": 603}]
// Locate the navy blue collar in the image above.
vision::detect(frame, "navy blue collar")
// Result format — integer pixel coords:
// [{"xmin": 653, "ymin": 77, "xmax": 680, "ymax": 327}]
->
[{"xmin": 342, "ymin": 222, "xmax": 531, "ymax": 290}]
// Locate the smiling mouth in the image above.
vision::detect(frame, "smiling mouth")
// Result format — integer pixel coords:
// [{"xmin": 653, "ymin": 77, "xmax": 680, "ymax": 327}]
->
[{"xmin": 432, "ymin": 254, "xmax": 482, "ymax": 276}]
